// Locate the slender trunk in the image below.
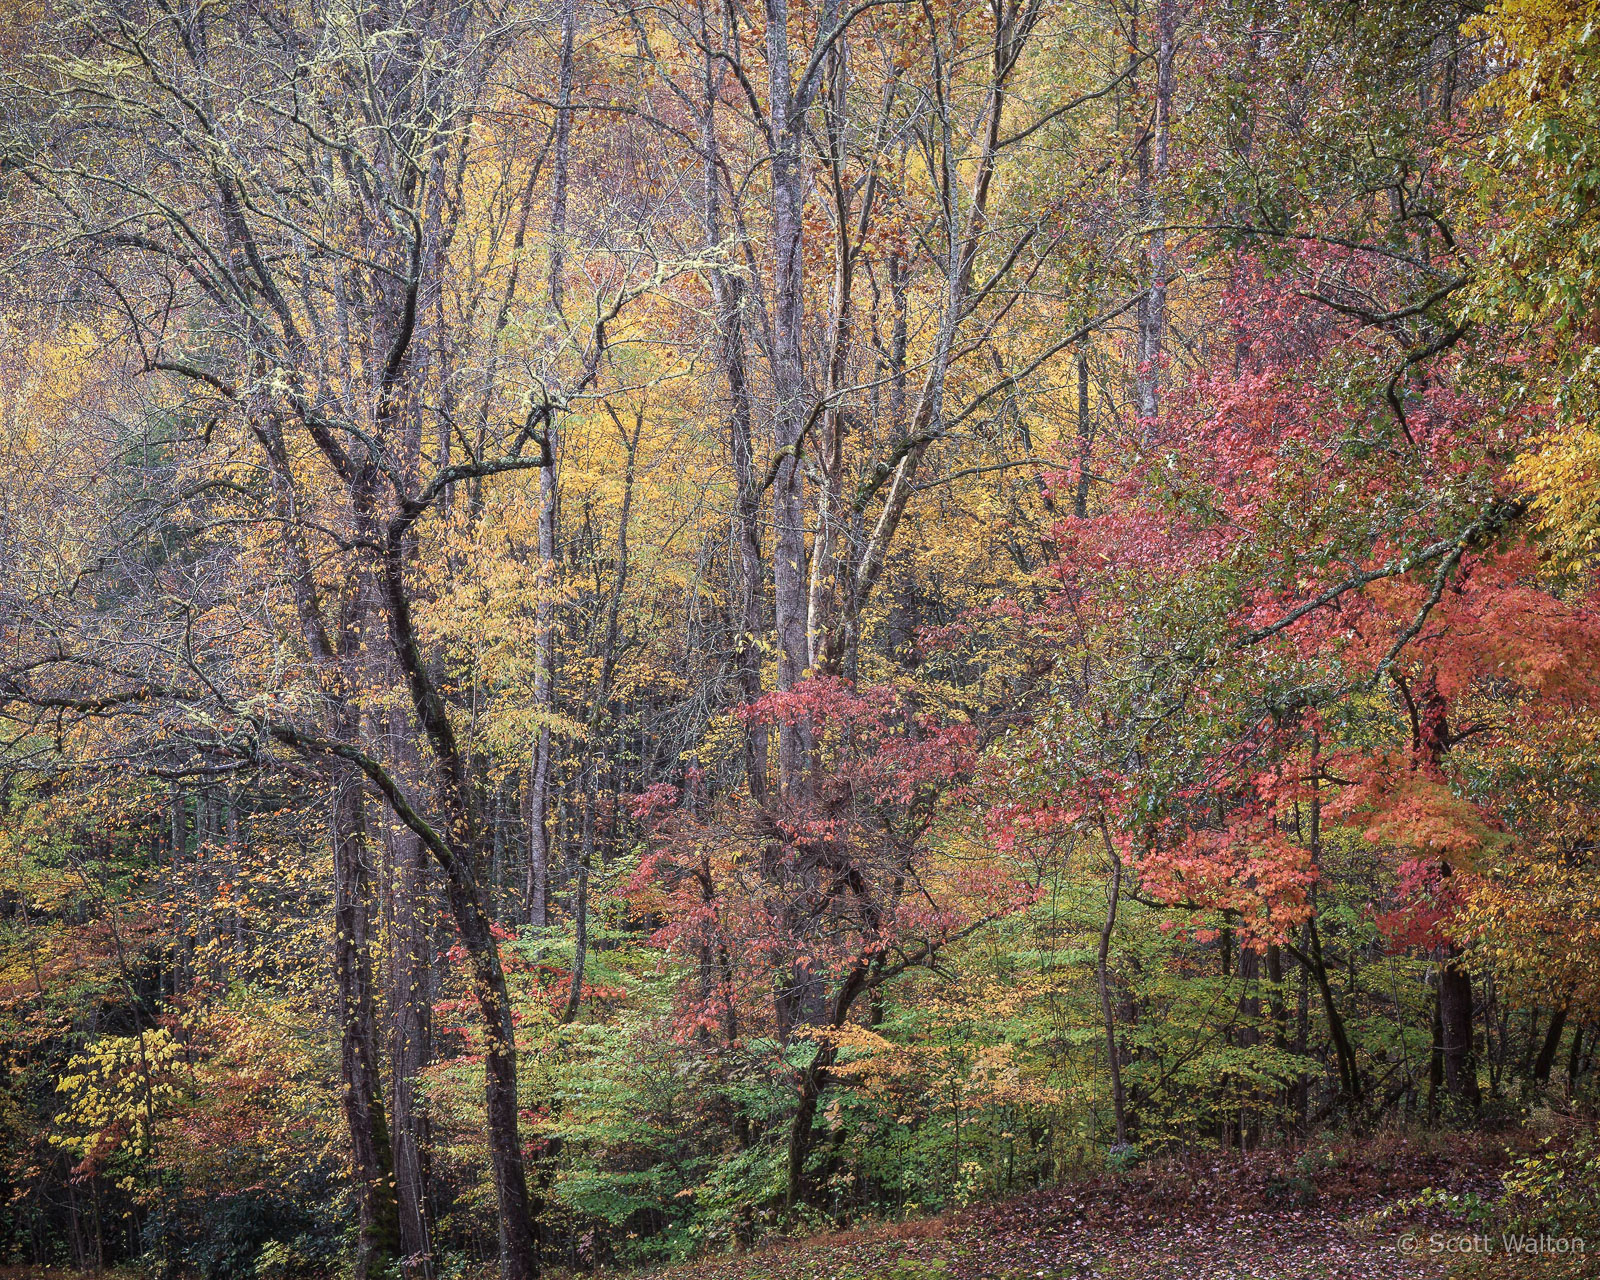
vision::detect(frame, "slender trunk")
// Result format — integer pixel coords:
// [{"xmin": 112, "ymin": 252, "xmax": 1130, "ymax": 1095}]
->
[
  {"xmin": 1096, "ymin": 828, "xmax": 1129, "ymax": 1146},
  {"xmin": 391, "ymin": 824, "xmax": 434, "ymax": 1278},
  {"xmin": 525, "ymin": 744, "xmax": 551, "ymax": 928},
  {"xmin": 560, "ymin": 772, "xmax": 593, "ymax": 1024},
  {"xmin": 1519, "ymin": 1007, "xmax": 1540, "ymax": 1078},
  {"xmin": 1304, "ymin": 918, "xmax": 1362, "ymax": 1108},
  {"xmin": 1236, "ymin": 944, "xmax": 1260, "ymax": 1046},
  {"xmin": 698, "ymin": 30, "xmax": 768, "ymax": 800},
  {"xmin": 524, "ymin": 417, "xmax": 564, "ymax": 928},
  {"xmin": 560, "ymin": 412, "xmax": 639, "ymax": 1024},
  {"xmin": 171, "ymin": 789, "xmax": 189, "ymax": 996},
  {"xmin": 527, "ymin": 0, "xmax": 576, "ymax": 923},
  {"xmin": 727, "ymin": 340, "xmax": 769, "ymax": 801},
  {"xmin": 1235, "ymin": 946, "xmax": 1261, "ymax": 1148},
  {"xmin": 889, "ymin": 250, "xmax": 908, "ymax": 435},
  {"xmin": 226, "ymin": 793, "xmax": 243, "ymax": 950},
  {"xmin": 445, "ymin": 875, "xmax": 539, "ymax": 1280},
  {"xmin": 1428, "ymin": 988, "xmax": 1444, "ymax": 1119},
  {"xmin": 1266, "ymin": 942, "xmax": 1290, "ymax": 1117},
  {"xmin": 1486, "ymin": 973, "xmax": 1506, "ymax": 1096},
  {"xmin": 547, "ymin": 0, "xmax": 576, "ymax": 317},
  {"xmin": 1293, "ymin": 922, "xmax": 1310, "ymax": 1124},
  {"xmin": 1074, "ymin": 350, "xmax": 1092, "ymax": 518},
  {"xmin": 1265, "ymin": 944, "xmax": 1285, "ymax": 1047},
  {"xmin": 1534, "ymin": 1006, "xmax": 1568, "ymax": 1084},
  {"xmin": 784, "ymin": 965, "xmax": 869, "ymax": 1209},
  {"xmin": 1303, "ymin": 743, "xmax": 1361, "ymax": 1108},
  {"xmin": 1134, "ymin": 0, "xmax": 1175, "ymax": 429},
  {"xmin": 526, "ymin": 426, "xmax": 559, "ymax": 932}
]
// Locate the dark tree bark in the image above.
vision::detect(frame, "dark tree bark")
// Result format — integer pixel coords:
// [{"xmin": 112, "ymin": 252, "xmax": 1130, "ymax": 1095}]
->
[
  {"xmin": 334, "ymin": 771, "xmax": 402, "ymax": 1278},
  {"xmin": 1098, "ymin": 852, "xmax": 1129, "ymax": 1146},
  {"xmin": 391, "ymin": 824, "xmax": 435, "ymax": 1277},
  {"xmin": 1439, "ymin": 952, "xmax": 1480, "ymax": 1110},
  {"xmin": 1289, "ymin": 773, "xmax": 1362, "ymax": 1109},
  {"xmin": 1410, "ymin": 674, "xmax": 1479, "ymax": 1114},
  {"xmin": 696, "ymin": 16, "xmax": 769, "ymax": 799},
  {"xmin": 1074, "ymin": 350, "xmax": 1093, "ymax": 518},
  {"xmin": 762, "ymin": 0, "xmax": 827, "ymax": 797},
  {"xmin": 1534, "ymin": 1006, "xmax": 1568, "ymax": 1084},
  {"xmin": 380, "ymin": 504, "xmax": 544, "ymax": 1280}
]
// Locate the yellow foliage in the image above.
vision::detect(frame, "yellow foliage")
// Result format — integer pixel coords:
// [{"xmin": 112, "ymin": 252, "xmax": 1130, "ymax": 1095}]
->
[
  {"xmin": 51, "ymin": 1028, "xmax": 183, "ymax": 1187},
  {"xmin": 1471, "ymin": 1, "xmax": 1600, "ymax": 561},
  {"xmin": 1511, "ymin": 423, "xmax": 1600, "ymax": 568}
]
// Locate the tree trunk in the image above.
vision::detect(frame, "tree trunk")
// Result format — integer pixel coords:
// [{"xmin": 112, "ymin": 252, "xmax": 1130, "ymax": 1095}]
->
[
  {"xmin": 1534, "ymin": 1006, "xmax": 1568, "ymax": 1084},
  {"xmin": 806, "ymin": 41, "xmax": 866, "ymax": 675},
  {"xmin": 1074, "ymin": 350, "xmax": 1092, "ymax": 517},
  {"xmin": 784, "ymin": 964, "xmax": 872, "ymax": 1209},
  {"xmin": 525, "ymin": 743, "xmax": 551, "ymax": 928},
  {"xmin": 1096, "ymin": 829, "xmax": 1129, "ymax": 1146},
  {"xmin": 391, "ymin": 824, "xmax": 435, "ymax": 1278},
  {"xmin": 526, "ymin": 0, "xmax": 576, "ymax": 925},
  {"xmin": 561, "ymin": 409, "xmax": 638, "ymax": 1026},
  {"xmin": 1303, "ymin": 918, "xmax": 1362, "ymax": 1109},
  {"xmin": 1301, "ymin": 744, "xmax": 1361, "ymax": 1109},
  {"xmin": 764, "ymin": 0, "xmax": 816, "ymax": 797},
  {"xmin": 784, "ymin": 1047, "xmax": 834, "ymax": 1209},
  {"xmin": 445, "ymin": 871, "xmax": 540, "ymax": 1280},
  {"xmin": 1439, "ymin": 949, "xmax": 1479, "ymax": 1110},
  {"xmin": 333, "ymin": 773, "xmax": 401, "ymax": 1279},
  {"xmin": 697, "ymin": 25, "xmax": 768, "ymax": 800},
  {"xmin": 1265, "ymin": 944, "xmax": 1286, "ymax": 1047},
  {"xmin": 380, "ymin": 503, "xmax": 542, "ymax": 1280},
  {"xmin": 1134, "ymin": 0, "xmax": 1176, "ymax": 428},
  {"xmin": 559, "ymin": 773, "xmax": 592, "ymax": 1024},
  {"xmin": 1428, "ymin": 988, "xmax": 1444, "ymax": 1120}
]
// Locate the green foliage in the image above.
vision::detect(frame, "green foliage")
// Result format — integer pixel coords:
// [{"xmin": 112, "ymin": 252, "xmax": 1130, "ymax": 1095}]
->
[{"xmin": 1499, "ymin": 1125, "xmax": 1600, "ymax": 1241}]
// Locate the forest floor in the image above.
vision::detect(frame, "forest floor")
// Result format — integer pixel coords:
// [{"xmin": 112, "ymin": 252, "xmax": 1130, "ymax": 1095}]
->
[{"xmin": 631, "ymin": 1135, "xmax": 1530, "ymax": 1280}]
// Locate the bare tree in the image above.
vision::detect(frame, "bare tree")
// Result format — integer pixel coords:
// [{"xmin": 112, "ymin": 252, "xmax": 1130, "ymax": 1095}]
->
[{"xmin": 0, "ymin": 0, "xmax": 657, "ymax": 1272}]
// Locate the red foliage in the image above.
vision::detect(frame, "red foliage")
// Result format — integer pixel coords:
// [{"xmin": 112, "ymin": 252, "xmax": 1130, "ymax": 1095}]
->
[
  {"xmin": 995, "ymin": 246, "xmax": 1600, "ymax": 954},
  {"xmin": 628, "ymin": 677, "xmax": 1012, "ymax": 1043}
]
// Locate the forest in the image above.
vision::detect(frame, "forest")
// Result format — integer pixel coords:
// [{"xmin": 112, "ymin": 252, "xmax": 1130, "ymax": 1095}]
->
[{"xmin": 0, "ymin": 0, "xmax": 1597, "ymax": 1276}]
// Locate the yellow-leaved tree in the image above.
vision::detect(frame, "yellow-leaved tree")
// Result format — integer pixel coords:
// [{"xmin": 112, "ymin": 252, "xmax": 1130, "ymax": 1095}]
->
[{"xmin": 1472, "ymin": 1, "xmax": 1600, "ymax": 563}]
